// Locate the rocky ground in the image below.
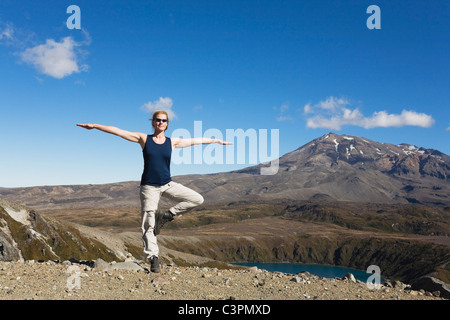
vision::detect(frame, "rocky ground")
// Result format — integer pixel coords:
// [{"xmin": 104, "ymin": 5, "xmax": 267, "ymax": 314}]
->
[{"xmin": 0, "ymin": 259, "xmax": 445, "ymax": 301}]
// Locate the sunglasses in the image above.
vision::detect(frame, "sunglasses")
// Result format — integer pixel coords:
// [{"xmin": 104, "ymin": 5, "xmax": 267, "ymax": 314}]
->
[{"xmin": 153, "ymin": 118, "xmax": 168, "ymax": 123}]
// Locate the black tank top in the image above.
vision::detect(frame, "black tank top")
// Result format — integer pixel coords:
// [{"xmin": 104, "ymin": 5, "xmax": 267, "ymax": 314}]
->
[{"xmin": 140, "ymin": 135, "xmax": 172, "ymax": 186}]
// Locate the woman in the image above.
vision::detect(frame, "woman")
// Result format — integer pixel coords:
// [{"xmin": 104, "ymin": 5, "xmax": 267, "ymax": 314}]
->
[{"xmin": 77, "ymin": 111, "xmax": 231, "ymax": 272}]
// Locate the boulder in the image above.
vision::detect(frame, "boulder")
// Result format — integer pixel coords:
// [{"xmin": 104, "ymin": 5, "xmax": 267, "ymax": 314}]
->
[
  {"xmin": 93, "ymin": 258, "xmax": 111, "ymax": 271},
  {"xmin": 342, "ymin": 273, "xmax": 356, "ymax": 283},
  {"xmin": 109, "ymin": 261, "xmax": 145, "ymax": 272},
  {"xmin": 0, "ymin": 234, "xmax": 21, "ymax": 261},
  {"xmin": 93, "ymin": 258, "xmax": 145, "ymax": 272},
  {"xmin": 410, "ymin": 276, "xmax": 450, "ymax": 299}
]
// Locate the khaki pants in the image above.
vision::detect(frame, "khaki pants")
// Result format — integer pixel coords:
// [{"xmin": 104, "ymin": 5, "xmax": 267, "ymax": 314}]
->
[{"xmin": 140, "ymin": 181, "xmax": 204, "ymax": 259}]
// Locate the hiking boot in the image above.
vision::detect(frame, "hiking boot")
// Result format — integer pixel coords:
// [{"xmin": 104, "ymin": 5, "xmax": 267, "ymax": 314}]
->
[
  {"xmin": 154, "ymin": 210, "xmax": 174, "ymax": 236},
  {"xmin": 149, "ymin": 255, "xmax": 160, "ymax": 273}
]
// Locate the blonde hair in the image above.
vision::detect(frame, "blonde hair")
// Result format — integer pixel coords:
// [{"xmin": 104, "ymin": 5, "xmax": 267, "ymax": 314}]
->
[{"xmin": 151, "ymin": 110, "xmax": 169, "ymax": 131}]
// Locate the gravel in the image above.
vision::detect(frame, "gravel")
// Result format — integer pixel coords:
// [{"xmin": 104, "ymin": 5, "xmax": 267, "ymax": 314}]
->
[{"xmin": 0, "ymin": 260, "xmax": 446, "ymax": 301}]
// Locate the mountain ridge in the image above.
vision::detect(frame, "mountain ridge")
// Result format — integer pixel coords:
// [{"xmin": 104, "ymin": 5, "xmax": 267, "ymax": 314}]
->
[
  {"xmin": 231, "ymin": 132, "xmax": 449, "ymax": 204},
  {"xmin": 1, "ymin": 132, "xmax": 448, "ymax": 210}
]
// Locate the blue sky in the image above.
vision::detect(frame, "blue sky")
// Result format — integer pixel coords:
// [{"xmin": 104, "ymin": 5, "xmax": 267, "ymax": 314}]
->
[{"xmin": 0, "ymin": 0, "xmax": 449, "ymax": 187}]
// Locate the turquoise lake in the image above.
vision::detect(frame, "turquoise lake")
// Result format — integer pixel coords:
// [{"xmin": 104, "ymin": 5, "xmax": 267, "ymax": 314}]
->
[{"xmin": 233, "ymin": 262, "xmax": 375, "ymax": 282}]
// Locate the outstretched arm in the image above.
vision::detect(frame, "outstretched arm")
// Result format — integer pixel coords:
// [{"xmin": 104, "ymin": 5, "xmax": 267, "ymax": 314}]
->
[
  {"xmin": 77, "ymin": 123, "xmax": 146, "ymax": 148},
  {"xmin": 172, "ymin": 137, "xmax": 232, "ymax": 149}
]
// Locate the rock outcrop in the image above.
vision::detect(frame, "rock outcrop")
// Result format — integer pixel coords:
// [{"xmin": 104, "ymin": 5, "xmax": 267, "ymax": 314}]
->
[
  {"xmin": 0, "ymin": 197, "xmax": 134, "ymax": 262},
  {"xmin": 410, "ymin": 276, "xmax": 450, "ymax": 299}
]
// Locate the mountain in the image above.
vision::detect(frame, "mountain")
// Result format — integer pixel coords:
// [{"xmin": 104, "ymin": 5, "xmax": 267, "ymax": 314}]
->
[
  {"xmin": 1, "ymin": 133, "xmax": 449, "ymax": 210},
  {"xmin": 0, "ymin": 181, "xmax": 140, "ymax": 211},
  {"xmin": 218, "ymin": 132, "xmax": 449, "ymax": 206}
]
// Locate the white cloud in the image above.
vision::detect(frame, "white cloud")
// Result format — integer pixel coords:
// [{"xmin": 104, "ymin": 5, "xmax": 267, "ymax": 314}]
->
[
  {"xmin": 141, "ymin": 97, "xmax": 177, "ymax": 120},
  {"xmin": 20, "ymin": 37, "xmax": 88, "ymax": 79},
  {"xmin": 0, "ymin": 23, "xmax": 14, "ymax": 40},
  {"xmin": 305, "ymin": 96, "xmax": 435, "ymax": 130},
  {"xmin": 0, "ymin": 22, "xmax": 18, "ymax": 47},
  {"xmin": 317, "ymin": 96, "xmax": 349, "ymax": 111},
  {"xmin": 303, "ymin": 103, "xmax": 313, "ymax": 114},
  {"xmin": 361, "ymin": 110, "xmax": 435, "ymax": 129},
  {"xmin": 279, "ymin": 103, "xmax": 289, "ymax": 113},
  {"xmin": 276, "ymin": 115, "xmax": 293, "ymax": 122},
  {"xmin": 274, "ymin": 102, "xmax": 292, "ymax": 121}
]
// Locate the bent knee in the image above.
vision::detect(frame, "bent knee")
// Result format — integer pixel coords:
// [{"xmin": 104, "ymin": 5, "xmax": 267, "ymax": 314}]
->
[{"xmin": 195, "ymin": 194, "xmax": 204, "ymax": 206}]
